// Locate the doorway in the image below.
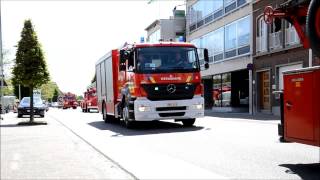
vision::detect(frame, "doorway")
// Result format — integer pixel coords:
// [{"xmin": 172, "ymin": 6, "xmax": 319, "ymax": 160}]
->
[{"xmin": 258, "ymin": 70, "xmax": 271, "ymax": 111}]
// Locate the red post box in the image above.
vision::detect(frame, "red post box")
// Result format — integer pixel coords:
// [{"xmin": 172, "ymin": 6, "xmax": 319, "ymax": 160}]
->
[{"xmin": 282, "ymin": 66, "xmax": 320, "ymax": 146}]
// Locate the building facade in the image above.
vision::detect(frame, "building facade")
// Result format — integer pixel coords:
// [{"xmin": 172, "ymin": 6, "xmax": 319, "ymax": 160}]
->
[
  {"xmin": 186, "ymin": 0, "xmax": 253, "ymax": 113},
  {"xmin": 145, "ymin": 10, "xmax": 186, "ymax": 43},
  {"xmin": 252, "ymin": 0, "xmax": 320, "ymax": 116}
]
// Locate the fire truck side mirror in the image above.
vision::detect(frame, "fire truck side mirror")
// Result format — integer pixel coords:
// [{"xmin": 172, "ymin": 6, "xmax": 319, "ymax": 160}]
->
[
  {"xmin": 204, "ymin": 48, "xmax": 209, "ymax": 69},
  {"xmin": 120, "ymin": 50, "xmax": 126, "ymax": 63},
  {"xmin": 204, "ymin": 48, "xmax": 209, "ymax": 63}
]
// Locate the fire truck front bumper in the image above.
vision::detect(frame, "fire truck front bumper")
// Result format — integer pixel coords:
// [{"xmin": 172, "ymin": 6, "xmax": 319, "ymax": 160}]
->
[{"xmin": 133, "ymin": 96, "xmax": 204, "ymax": 121}]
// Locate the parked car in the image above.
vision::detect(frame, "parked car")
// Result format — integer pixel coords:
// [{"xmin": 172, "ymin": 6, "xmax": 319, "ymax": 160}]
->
[{"xmin": 18, "ymin": 97, "xmax": 46, "ymax": 118}]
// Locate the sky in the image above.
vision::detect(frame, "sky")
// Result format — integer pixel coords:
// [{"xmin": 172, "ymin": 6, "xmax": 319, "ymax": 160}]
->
[{"xmin": 2, "ymin": 0, "xmax": 185, "ymax": 95}]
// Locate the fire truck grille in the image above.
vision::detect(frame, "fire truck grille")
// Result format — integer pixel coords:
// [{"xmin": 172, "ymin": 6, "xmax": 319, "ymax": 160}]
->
[
  {"xmin": 159, "ymin": 112, "xmax": 185, "ymax": 117},
  {"xmin": 141, "ymin": 83, "xmax": 196, "ymax": 101}
]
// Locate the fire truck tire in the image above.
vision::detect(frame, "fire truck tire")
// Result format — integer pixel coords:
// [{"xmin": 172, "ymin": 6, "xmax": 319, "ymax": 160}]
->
[
  {"xmin": 307, "ymin": 0, "xmax": 320, "ymax": 57},
  {"xmin": 122, "ymin": 104, "xmax": 134, "ymax": 129},
  {"xmin": 181, "ymin": 118, "xmax": 196, "ymax": 127}
]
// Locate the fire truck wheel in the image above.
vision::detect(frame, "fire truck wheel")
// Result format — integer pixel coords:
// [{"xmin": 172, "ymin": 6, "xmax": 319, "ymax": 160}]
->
[
  {"xmin": 122, "ymin": 104, "xmax": 134, "ymax": 128},
  {"xmin": 102, "ymin": 103, "xmax": 108, "ymax": 123},
  {"xmin": 307, "ymin": 0, "xmax": 320, "ymax": 57},
  {"xmin": 181, "ymin": 118, "xmax": 196, "ymax": 127}
]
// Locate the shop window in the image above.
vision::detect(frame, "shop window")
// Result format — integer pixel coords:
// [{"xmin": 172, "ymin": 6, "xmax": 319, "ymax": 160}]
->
[{"xmin": 212, "ymin": 73, "xmax": 232, "ymax": 107}]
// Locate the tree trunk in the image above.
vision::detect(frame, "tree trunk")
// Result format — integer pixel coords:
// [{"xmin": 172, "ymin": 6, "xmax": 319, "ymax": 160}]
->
[{"xmin": 29, "ymin": 86, "xmax": 34, "ymax": 123}]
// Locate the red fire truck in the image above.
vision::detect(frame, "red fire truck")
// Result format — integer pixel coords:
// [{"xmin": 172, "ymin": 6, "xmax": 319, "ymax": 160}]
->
[
  {"xmin": 95, "ymin": 42, "xmax": 209, "ymax": 128},
  {"xmin": 264, "ymin": 0, "xmax": 320, "ymax": 146},
  {"xmin": 81, "ymin": 87, "xmax": 98, "ymax": 112},
  {"xmin": 62, "ymin": 92, "xmax": 78, "ymax": 109}
]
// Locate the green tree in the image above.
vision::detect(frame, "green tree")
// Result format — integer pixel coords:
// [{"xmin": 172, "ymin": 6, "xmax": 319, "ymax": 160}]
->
[
  {"xmin": 76, "ymin": 95, "xmax": 83, "ymax": 101},
  {"xmin": 12, "ymin": 19, "xmax": 50, "ymax": 122},
  {"xmin": 3, "ymin": 79, "xmax": 14, "ymax": 96},
  {"xmin": 52, "ymin": 88, "xmax": 59, "ymax": 102},
  {"xmin": 40, "ymin": 81, "xmax": 60, "ymax": 101}
]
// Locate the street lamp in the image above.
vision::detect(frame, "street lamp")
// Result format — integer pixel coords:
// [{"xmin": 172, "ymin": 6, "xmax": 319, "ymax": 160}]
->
[{"xmin": 0, "ymin": 0, "xmax": 4, "ymax": 119}]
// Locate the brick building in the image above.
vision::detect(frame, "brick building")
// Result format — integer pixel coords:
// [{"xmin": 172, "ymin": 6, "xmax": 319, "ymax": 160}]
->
[{"xmin": 252, "ymin": 0, "xmax": 320, "ymax": 116}]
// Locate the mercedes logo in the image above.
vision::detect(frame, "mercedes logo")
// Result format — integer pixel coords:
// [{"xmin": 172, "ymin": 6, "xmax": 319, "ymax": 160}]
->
[{"xmin": 167, "ymin": 84, "xmax": 176, "ymax": 94}]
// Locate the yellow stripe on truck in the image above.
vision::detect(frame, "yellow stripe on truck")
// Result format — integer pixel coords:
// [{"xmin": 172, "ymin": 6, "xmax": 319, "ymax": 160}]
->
[
  {"xmin": 149, "ymin": 77, "xmax": 156, "ymax": 84},
  {"xmin": 186, "ymin": 76, "xmax": 192, "ymax": 83}
]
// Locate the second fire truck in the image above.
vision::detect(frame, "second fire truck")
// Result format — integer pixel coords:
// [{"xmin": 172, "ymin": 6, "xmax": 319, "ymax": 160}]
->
[{"xmin": 81, "ymin": 87, "xmax": 98, "ymax": 112}]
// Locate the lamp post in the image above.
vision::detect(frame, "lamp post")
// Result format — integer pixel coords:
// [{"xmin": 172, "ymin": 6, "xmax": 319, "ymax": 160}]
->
[{"xmin": 0, "ymin": 0, "xmax": 4, "ymax": 119}]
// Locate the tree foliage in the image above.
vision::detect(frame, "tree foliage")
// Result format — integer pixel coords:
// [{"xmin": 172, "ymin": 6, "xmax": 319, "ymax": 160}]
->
[
  {"xmin": 52, "ymin": 88, "xmax": 59, "ymax": 102},
  {"xmin": 40, "ymin": 81, "xmax": 60, "ymax": 101},
  {"xmin": 12, "ymin": 19, "xmax": 50, "ymax": 122},
  {"xmin": 12, "ymin": 20, "xmax": 50, "ymax": 88},
  {"xmin": 3, "ymin": 79, "xmax": 14, "ymax": 96}
]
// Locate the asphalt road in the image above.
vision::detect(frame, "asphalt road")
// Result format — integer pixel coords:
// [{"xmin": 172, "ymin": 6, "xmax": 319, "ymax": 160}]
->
[
  {"xmin": 45, "ymin": 108, "xmax": 320, "ymax": 179},
  {"xmin": 1, "ymin": 108, "xmax": 319, "ymax": 179}
]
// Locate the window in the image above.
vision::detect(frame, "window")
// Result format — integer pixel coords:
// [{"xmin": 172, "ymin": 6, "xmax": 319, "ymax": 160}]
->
[
  {"xmin": 237, "ymin": 16, "xmax": 250, "ymax": 47},
  {"xmin": 213, "ymin": 73, "xmax": 232, "ymax": 107},
  {"xmin": 225, "ymin": 22, "xmax": 237, "ymax": 51},
  {"xmin": 189, "ymin": 6, "xmax": 197, "ymax": 25},
  {"xmin": 193, "ymin": 15, "xmax": 251, "ymax": 62},
  {"xmin": 213, "ymin": 27, "xmax": 224, "ymax": 55},
  {"xmin": 213, "ymin": 0, "xmax": 223, "ymax": 12},
  {"xmin": 193, "ymin": 1, "xmax": 203, "ymax": 24},
  {"xmin": 148, "ymin": 29, "xmax": 161, "ymax": 43},
  {"xmin": 257, "ymin": 16, "xmax": 267, "ymax": 52},
  {"xmin": 284, "ymin": 20, "xmax": 300, "ymax": 46},
  {"xmin": 188, "ymin": 0, "xmax": 249, "ymax": 32},
  {"xmin": 203, "ymin": 0, "xmax": 213, "ymax": 18}
]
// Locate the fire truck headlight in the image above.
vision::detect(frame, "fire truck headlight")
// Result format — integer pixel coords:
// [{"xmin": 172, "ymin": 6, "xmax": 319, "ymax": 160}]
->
[
  {"xmin": 88, "ymin": 102, "xmax": 91, "ymax": 106},
  {"xmin": 192, "ymin": 103, "xmax": 203, "ymax": 110},
  {"xmin": 138, "ymin": 105, "xmax": 151, "ymax": 112}
]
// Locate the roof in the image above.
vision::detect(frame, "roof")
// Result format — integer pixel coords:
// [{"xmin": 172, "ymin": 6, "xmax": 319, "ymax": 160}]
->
[{"xmin": 145, "ymin": 19, "xmax": 160, "ymax": 31}]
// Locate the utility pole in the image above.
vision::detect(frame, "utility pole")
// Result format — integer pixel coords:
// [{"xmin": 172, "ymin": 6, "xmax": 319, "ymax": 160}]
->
[{"xmin": 0, "ymin": 0, "xmax": 4, "ymax": 119}]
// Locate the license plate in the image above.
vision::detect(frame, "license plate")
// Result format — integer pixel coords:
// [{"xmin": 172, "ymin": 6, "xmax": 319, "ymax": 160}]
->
[{"xmin": 168, "ymin": 102, "xmax": 177, "ymax": 107}]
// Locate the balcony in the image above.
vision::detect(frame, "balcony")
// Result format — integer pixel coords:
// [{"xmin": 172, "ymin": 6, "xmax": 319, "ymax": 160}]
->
[
  {"xmin": 269, "ymin": 31, "xmax": 283, "ymax": 50},
  {"xmin": 285, "ymin": 26, "xmax": 300, "ymax": 46},
  {"xmin": 256, "ymin": 36, "xmax": 267, "ymax": 53}
]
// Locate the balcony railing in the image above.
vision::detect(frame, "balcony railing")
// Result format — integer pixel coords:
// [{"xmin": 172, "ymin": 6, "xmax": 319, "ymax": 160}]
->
[
  {"xmin": 256, "ymin": 36, "xmax": 267, "ymax": 53},
  {"xmin": 269, "ymin": 31, "xmax": 283, "ymax": 50},
  {"xmin": 285, "ymin": 26, "xmax": 300, "ymax": 46}
]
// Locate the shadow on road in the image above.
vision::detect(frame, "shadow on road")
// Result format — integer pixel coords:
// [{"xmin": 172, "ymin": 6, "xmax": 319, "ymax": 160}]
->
[
  {"xmin": 205, "ymin": 111, "xmax": 280, "ymax": 121},
  {"xmin": 279, "ymin": 163, "xmax": 320, "ymax": 180},
  {"xmin": 88, "ymin": 120, "xmax": 204, "ymax": 136}
]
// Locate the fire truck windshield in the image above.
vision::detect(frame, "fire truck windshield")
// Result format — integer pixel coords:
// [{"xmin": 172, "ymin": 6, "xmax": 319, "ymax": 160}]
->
[{"xmin": 136, "ymin": 47, "xmax": 200, "ymax": 74}]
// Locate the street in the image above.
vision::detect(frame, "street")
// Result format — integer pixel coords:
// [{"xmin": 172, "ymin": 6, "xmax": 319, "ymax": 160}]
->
[{"xmin": 1, "ymin": 108, "xmax": 319, "ymax": 179}]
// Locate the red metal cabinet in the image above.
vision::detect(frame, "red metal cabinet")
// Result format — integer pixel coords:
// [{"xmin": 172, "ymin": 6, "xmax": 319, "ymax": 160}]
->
[{"xmin": 283, "ymin": 66, "xmax": 320, "ymax": 146}]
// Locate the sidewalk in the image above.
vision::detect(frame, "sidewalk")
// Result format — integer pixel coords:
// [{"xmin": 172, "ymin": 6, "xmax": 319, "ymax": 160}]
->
[
  {"xmin": 0, "ymin": 112, "xmax": 134, "ymax": 180},
  {"xmin": 205, "ymin": 110, "xmax": 280, "ymax": 121}
]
